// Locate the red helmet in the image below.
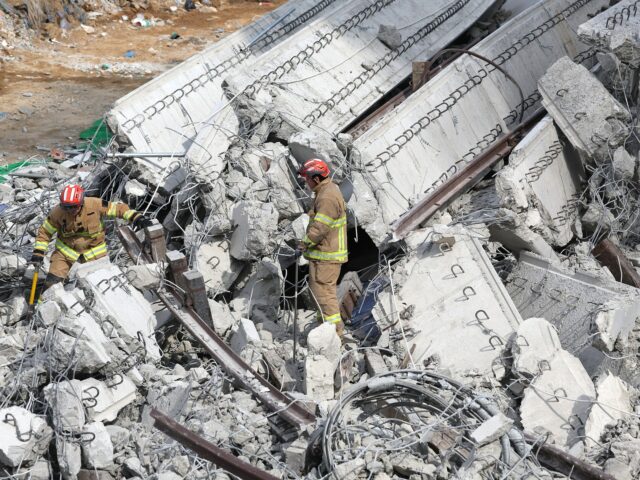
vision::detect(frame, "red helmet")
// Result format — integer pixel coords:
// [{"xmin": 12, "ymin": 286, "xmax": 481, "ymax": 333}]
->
[
  {"xmin": 298, "ymin": 159, "xmax": 330, "ymax": 179},
  {"xmin": 60, "ymin": 184, "xmax": 85, "ymax": 208}
]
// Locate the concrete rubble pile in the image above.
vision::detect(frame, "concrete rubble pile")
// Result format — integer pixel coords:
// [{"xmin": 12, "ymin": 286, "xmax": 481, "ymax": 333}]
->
[{"xmin": 4, "ymin": 0, "xmax": 640, "ymax": 479}]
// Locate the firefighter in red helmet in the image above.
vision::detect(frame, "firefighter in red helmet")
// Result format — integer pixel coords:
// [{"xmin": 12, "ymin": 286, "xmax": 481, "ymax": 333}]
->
[
  {"xmin": 30, "ymin": 185, "xmax": 152, "ymax": 290},
  {"xmin": 297, "ymin": 159, "xmax": 348, "ymax": 336}
]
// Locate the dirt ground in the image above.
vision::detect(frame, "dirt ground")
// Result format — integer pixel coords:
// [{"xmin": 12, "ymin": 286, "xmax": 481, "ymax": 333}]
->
[{"xmin": 0, "ymin": 0, "xmax": 285, "ymax": 164}]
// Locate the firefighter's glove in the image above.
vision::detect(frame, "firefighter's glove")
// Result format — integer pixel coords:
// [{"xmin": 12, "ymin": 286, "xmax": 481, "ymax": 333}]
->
[
  {"xmin": 30, "ymin": 253, "xmax": 44, "ymax": 266},
  {"xmin": 295, "ymin": 242, "xmax": 307, "ymax": 258},
  {"xmin": 132, "ymin": 214, "xmax": 153, "ymax": 231}
]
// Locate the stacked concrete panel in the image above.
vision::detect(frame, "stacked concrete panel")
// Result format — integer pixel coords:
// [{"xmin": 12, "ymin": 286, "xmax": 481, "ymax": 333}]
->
[
  {"xmin": 348, "ymin": 0, "xmax": 608, "ymax": 245},
  {"xmin": 222, "ymin": 0, "xmax": 497, "ymax": 133}
]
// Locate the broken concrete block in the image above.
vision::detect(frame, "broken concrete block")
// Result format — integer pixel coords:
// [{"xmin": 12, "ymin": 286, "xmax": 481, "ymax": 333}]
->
[
  {"xmin": 304, "ymin": 355, "xmax": 334, "ymax": 401},
  {"xmin": 143, "ymin": 381, "xmax": 190, "ymax": 427},
  {"xmin": 512, "ymin": 317, "xmax": 563, "ymax": 378},
  {"xmin": 285, "ymin": 438, "xmax": 308, "ymax": 475},
  {"xmin": 16, "ymin": 459, "xmax": 52, "ymax": 480},
  {"xmin": 37, "ymin": 300, "xmax": 62, "ymax": 327},
  {"xmin": 105, "ymin": 425, "xmax": 130, "ymax": 451},
  {"xmin": 0, "ymin": 406, "xmax": 52, "ymax": 467},
  {"xmin": 208, "ymin": 299, "xmax": 236, "ymax": 336},
  {"xmin": 81, "ymin": 422, "xmax": 113, "ymax": 469},
  {"xmin": 585, "ymin": 373, "xmax": 632, "ymax": 447},
  {"xmin": 288, "ymin": 129, "xmax": 346, "ymax": 180},
  {"xmin": 123, "ymin": 457, "xmax": 145, "ymax": 478},
  {"xmin": 81, "ymin": 377, "xmax": 137, "ymax": 423},
  {"xmin": 0, "ymin": 183, "xmax": 14, "ymax": 203},
  {"xmin": 377, "ymin": 24, "xmax": 402, "ymax": 49},
  {"xmin": 470, "ymin": 413, "xmax": 514, "ymax": 446},
  {"xmin": 581, "ymin": 203, "xmax": 616, "ymax": 233},
  {"xmin": 133, "ymin": 159, "xmax": 186, "ymax": 195},
  {"xmin": 521, "ymin": 349, "xmax": 595, "ymax": 448},
  {"xmin": 230, "ymin": 318, "xmax": 261, "ymax": 354},
  {"xmin": 195, "ymin": 238, "xmax": 243, "ymax": 295},
  {"xmin": 43, "ymin": 380, "xmax": 86, "ymax": 431},
  {"xmin": 0, "ymin": 252, "xmax": 26, "ymax": 276},
  {"xmin": 364, "ymin": 351, "xmax": 388, "ymax": 377},
  {"xmin": 124, "ymin": 179, "xmax": 147, "ymax": 198},
  {"xmin": 78, "ymin": 264, "xmax": 161, "ymax": 361},
  {"xmin": 579, "ymin": 0, "xmax": 640, "ymax": 67},
  {"xmin": 539, "ymin": 57, "xmax": 631, "ymax": 161},
  {"xmin": 307, "ymin": 323, "xmax": 341, "ymax": 365},
  {"xmin": 230, "ymin": 200, "xmax": 278, "ymax": 260},
  {"xmin": 56, "ymin": 438, "xmax": 81, "ymax": 480},
  {"xmin": 125, "ymin": 263, "xmax": 164, "ymax": 290},
  {"xmin": 233, "ymin": 259, "xmax": 282, "ymax": 323},
  {"xmin": 256, "ymin": 149, "xmax": 304, "ymax": 220},
  {"xmin": 612, "ymin": 147, "xmax": 636, "ymax": 181}
]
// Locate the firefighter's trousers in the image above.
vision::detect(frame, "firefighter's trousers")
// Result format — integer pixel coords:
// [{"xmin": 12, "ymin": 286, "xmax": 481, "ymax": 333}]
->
[{"xmin": 308, "ymin": 261, "xmax": 342, "ymax": 325}]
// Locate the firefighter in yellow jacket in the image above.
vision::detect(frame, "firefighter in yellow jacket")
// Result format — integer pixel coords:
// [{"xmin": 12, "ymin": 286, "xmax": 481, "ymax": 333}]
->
[
  {"xmin": 297, "ymin": 159, "xmax": 348, "ymax": 335},
  {"xmin": 31, "ymin": 184, "xmax": 152, "ymax": 289}
]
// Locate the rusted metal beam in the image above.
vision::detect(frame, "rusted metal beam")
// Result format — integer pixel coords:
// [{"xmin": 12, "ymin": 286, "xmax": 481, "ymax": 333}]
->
[
  {"xmin": 524, "ymin": 433, "xmax": 616, "ymax": 480},
  {"xmin": 151, "ymin": 408, "xmax": 279, "ymax": 480},
  {"xmin": 592, "ymin": 239, "xmax": 640, "ymax": 288},
  {"xmin": 117, "ymin": 226, "xmax": 316, "ymax": 429},
  {"xmin": 391, "ymin": 108, "xmax": 546, "ymax": 240}
]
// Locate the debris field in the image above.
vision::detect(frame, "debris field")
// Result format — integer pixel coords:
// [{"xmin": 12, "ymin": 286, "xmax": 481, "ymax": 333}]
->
[{"xmin": 2, "ymin": 0, "xmax": 640, "ymax": 479}]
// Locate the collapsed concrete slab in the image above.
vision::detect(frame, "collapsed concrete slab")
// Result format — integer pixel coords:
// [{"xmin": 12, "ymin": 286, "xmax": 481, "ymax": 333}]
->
[
  {"xmin": 538, "ymin": 56, "xmax": 632, "ymax": 161},
  {"xmin": 578, "ymin": 0, "xmax": 640, "ymax": 67},
  {"xmin": 584, "ymin": 373, "xmax": 632, "ymax": 448},
  {"xmin": 223, "ymin": 0, "xmax": 497, "ymax": 134},
  {"xmin": 506, "ymin": 252, "xmax": 640, "ymax": 377},
  {"xmin": 391, "ymin": 227, "xmax": 522, "ymax": 379},
  {"xmin": 108, "ymin": 0, "xmax": 335, "ymax": 185},
  {"xmin": 496, "ymin": 115, "xmax": 584, "ymax": 247},
  {"xmin": 77, "ymin": 264, "xmax": 161, "ymax": 361},
  {"xmin": 0, "ymin": 406, "xmax": 52, "ymax": 468},
  {"xmin": 349, "ymin": 0, "xmax": 607, "ymax": 245}
]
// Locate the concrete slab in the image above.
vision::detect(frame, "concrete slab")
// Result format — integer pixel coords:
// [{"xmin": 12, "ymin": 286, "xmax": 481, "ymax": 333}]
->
[
  {"xmin": 80, "ymin": 377, "xmax": 137, "ymax": 423},
  {"xmin": 347, "ymin": 0, "xmax": 607, "ymax": 245},
  {"xmin": 538, "ymin": 56, "xmax": 632, "ymax": 161},
  {"xmin": 108, "ymin": 0, "xmax": 337, "ymax": 153},
  {"xmin": 496, "ymin": 115, "xmax": 584, "ymax": 247},
  {"xmin": 223, "ymin": 0, "xmax": 497, "ymax": 134},
  {"xmin": 506, "ymin": 252, "xmax": 640, "ymax": 357},
  {"xmin": 393, "ymin": 227, "xmax": 522, "ymax": 379}
]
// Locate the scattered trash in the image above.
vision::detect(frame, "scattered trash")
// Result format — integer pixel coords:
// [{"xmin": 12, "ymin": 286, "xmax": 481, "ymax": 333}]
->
[
  {"xmin": 22, "ymin": 92, "xmax": 32, "ymax": 97},
  {"xmin": 184, "ymin": 0, "xmax": 196, "ymax": 11},
  {"xmin": 49, "ymin": 148, "xmax": 66, "ymax": 161},
  {"xmin": 131, "ymin": 14, "xmax": 155, "ymax": 28},
  {"xmin": 170, "ymin": 32, "xmax": 181, "ymax": 40},
  {"xmin": 0, "ymin": 112, "xmax": 7, "ymax": 122},
  {"xmin": 80, "ymin": 24, "xmax": 95, "ymax": 34},
  {"xmin": 123, "ymin": 50, "xmax": 136, "ymax": 58}
]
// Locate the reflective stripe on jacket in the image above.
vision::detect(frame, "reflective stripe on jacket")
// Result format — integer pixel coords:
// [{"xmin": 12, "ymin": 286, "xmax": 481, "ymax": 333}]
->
[
  {"xmin": 34, "ymin": 197, "xmax": 138, "ymax": 260},
  {"xmin": 303, "ymin": 178, "xmax": 348, "ymax": 264}
]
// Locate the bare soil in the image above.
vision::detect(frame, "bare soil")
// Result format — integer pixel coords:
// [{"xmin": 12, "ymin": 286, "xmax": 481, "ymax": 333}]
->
[{"xmin": 0, "ymin": 0, "xmax": 284, "ymax": 164}]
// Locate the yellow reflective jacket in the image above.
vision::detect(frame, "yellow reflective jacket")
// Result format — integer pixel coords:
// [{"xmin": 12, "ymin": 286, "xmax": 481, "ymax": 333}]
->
[
  {"xmin": 303, "ymin": 178, "xmax": 348, "ymax": 264},
  {"xmin": 34, "ymin": 197, "xmax": 139, "ymax": 261}
]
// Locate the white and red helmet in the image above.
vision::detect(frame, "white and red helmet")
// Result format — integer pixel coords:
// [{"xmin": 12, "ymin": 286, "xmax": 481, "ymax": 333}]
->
[
  {"xmin": 298, "ymin": 159, "xmax": 330, "ymax": 179},
  {"xmin": 60, "ymin": 184, "xmax": 85, "ymax": 208}
]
